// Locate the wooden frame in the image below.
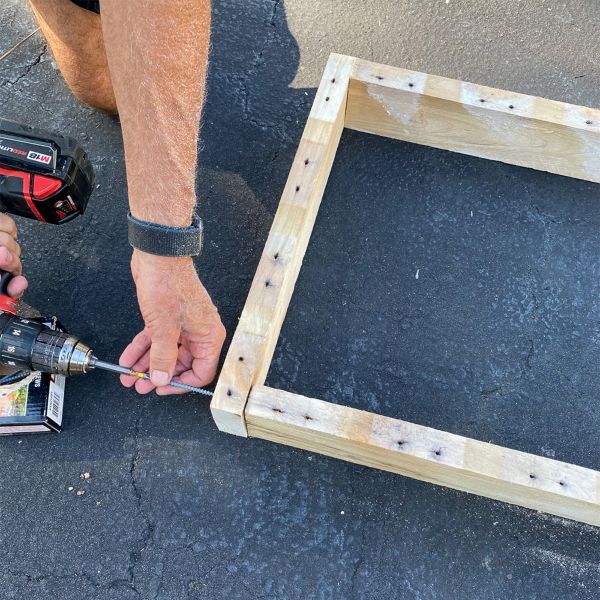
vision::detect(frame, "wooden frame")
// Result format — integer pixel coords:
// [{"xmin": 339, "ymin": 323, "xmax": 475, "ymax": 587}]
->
[{"xmin": 211, "ymin": 54, "xmax": 600, "ymax": 526}]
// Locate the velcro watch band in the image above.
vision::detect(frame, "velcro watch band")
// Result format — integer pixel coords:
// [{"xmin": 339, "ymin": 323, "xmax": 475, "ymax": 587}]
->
[{"xmin": 127, "ymin": 212, "xmax": 203, "ymax": 257}]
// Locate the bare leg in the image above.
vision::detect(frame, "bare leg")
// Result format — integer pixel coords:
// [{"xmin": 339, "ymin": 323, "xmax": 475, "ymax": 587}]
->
[{"xmin": 27, "ymin": 0, "xmax": 116, "ymax": 112}]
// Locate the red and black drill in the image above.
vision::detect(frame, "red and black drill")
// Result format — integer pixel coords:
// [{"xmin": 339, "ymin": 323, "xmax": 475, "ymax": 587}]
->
[
  {"xmin": 0, "ymin": 119, "xmax": 209, "ymax": 394},
  {"xmin": 0, "ymin": 118, "xmax": 96, "ymax": 375},
  {"xmin": 0, "ymin": 119, "xmax": 211, "ymax": 395}
]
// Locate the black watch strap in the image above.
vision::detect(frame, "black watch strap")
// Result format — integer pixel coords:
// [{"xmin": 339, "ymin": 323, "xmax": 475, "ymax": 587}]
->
[{"xmin": 127, "ymin": 212, "xmax": 204, "ymax": 257}]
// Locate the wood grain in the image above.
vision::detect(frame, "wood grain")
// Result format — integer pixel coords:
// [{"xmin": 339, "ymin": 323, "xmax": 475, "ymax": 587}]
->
[
  {"xmin": 247, "ymin": 385, "xmax": 600, "ymax": 526},
  {"xmin": 211, "ymin": 54, "xmax": 356, "ymax": 435},
  {"xmin": 346, "ymin": 57, "xmax": 600, "ymax": 182},
  {"xmin": 210, "ymin": 54, "xmax": 600, "ymax": 526}
]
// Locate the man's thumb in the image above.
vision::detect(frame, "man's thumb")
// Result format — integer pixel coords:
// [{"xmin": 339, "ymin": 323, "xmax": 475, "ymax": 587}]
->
[{"xmin": 149, "ymin": 324, "xmax": 180, "ymax": 386}]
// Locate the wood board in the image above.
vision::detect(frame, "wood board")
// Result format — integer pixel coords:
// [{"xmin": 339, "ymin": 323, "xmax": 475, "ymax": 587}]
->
[{"xmin": 211, "ymin": 54, "xmax": 600, "ymax": 526}]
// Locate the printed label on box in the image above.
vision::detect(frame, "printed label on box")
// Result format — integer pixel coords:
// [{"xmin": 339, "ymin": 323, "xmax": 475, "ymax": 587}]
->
[
  {"xmin": 0, "ymin": 376, "xmax": 31, "ymax": 417},
  {"xmin": 47, "ymin": 375, "xmax": 65, "ymax": 425}
]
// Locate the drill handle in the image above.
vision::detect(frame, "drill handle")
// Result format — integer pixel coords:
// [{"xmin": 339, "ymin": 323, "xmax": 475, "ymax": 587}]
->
[{"xmin": 0, "ymin": 270, "xmax": 17, "ymax": 314}]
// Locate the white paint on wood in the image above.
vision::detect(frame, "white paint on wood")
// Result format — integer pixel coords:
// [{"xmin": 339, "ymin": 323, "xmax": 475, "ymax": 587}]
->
[{"xmin": 347, "ymin": 56, "xmax": 600, "ymax": 183}]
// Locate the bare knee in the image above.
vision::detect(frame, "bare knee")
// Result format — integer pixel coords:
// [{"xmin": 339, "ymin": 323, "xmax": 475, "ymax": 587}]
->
[
  {"xmin": 28, "ymin": 0, "xmax": 117, "ymax": 113},
  {"xmin": 65, "ymin": 71, "xmax": 117, "ymax": 113}
]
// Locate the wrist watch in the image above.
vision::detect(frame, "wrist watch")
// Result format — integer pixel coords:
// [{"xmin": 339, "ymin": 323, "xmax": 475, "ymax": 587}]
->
[{"xmin": 127, "ymin": 212, "xmax": 203, "ymax": 257}]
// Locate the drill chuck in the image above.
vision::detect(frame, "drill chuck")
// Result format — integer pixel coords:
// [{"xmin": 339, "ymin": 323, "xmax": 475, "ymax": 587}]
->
[{"xmin": 0, "ymin": 313, "xmax": 93, "ymax": 376}]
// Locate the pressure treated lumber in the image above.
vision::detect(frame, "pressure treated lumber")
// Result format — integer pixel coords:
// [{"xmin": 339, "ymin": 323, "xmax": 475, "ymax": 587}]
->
[
  {"xmin": 247, "ymin": 386, "xmax": 600, "ymax": 527},
  {"xmin": 210, "ymin": 53, "xmax": 600, "ymax": 526},
  {"xmin": 346, "ymin": 58, "xmax": 600, "ymax": 183},
  {"xmin": 210, "ymin": 54, "xmax": 356, "ymax": 435}
]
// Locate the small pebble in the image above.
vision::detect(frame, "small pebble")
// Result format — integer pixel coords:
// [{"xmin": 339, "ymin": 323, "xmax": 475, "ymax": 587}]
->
[
  {"xmin": 80, "ymin": 472, "xmax": 91, "ymax": 480},
  {"xmin": 340, "ymin": 511, "xmax": 345, "ymax": 515},
  {"xmin": 76, "ymin": 489, "xmax": 85, "ymax": 497},
  {"xmin": 67, "ymin": 486, "xmax": 74, "ymax": 492}
]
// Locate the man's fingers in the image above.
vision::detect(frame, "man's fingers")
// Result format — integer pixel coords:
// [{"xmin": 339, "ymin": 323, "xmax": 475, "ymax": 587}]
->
[
  {"xmin": 119, "ymin": 351, "xmax": 150, "ymax": 388},
  {"xmin": 0, "ymin": 247, "xmax": 21, "ymax": 277},
  {"xmin": 135, "ymin": 377, "xmax": 156, "ymax": 394},
  {"xmin": 7, "ymin": 275, "xmax": 27, "ymax": 299},
  {"xmin": 154, "ymin": 357, "xmax": 194, "ymax": 395},
  {"xmin": 118, "ymin": 349, "xmax": 156, "ymax": 392},
  {"xmin": 192, "ymin": 352, "xmax": 220, "ymax": 386},
  {"xmin": 131, "ymin": 353, "xmax": 155, "ymax": 393},
  {"xmin": 0, "ymin": 232, "xmax": 20, "ymax": 258},
  {"xmin": 148, "ymin": 322, "xmax": 180, "ymax": 386},
  {"xmin": 132, "ymin": 354, "xmax": 187, "ymax": 396},
  {"xmin": 154, "ymin": 370, "xmax": 201, "ymax": 396},
  {"xmin": 154, "ymin": 362, "xmax": 205, "ymax": 395},
  {"xmin": 154, "ymin": 366, "xmax": 216, "ymax": 396},
  {"xmin": 0, "ymin": 214, "xmax": 18, "ymax": 239},
  {"xmin": 131, "ymin": 353, "xmax": 151, "ymax": 374},
  {"xmin": 188, "ymin": 323, "xmax": 225, "ymax": 385},
  {"xmin": 119, "ymin": 330, "xmax": 151, "ymax": 367},
  {"xmin": 155, "ymin": 355, "xmax": 218, "ymax": 396},
  {"xmin": 119, "ymin": 332, "xmax": 188, "ymax": 392},
  {"xmin": 0, "ymin": 247, "xmax": 25, "ymax": 299},
  {"xmin": 119, "ymin": 373, "xmax": 137, "ymax": 388},
  {"xmin": 154, "ymin": 324, "xmax": 224, "ymax": 395},
  {"xmin": 119, "ymin": 330, "xmax": 151, "ymax": 387},
  {"xmin": 155, "ymin": 381, "xmax": 187, "ymax": 395}
]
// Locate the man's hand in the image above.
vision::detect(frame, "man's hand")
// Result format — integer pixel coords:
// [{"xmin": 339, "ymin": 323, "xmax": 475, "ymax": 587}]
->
[
  {"xmin": 119, "ymin": 249, "xmax": 226, "ymax": 395},
  {"xmin": 0, "ymin": 213, "xmax": 27, "ymax": 299},
  {"xmin": 100, "ymin": 0, "xmax": 216, "ymax": 395}
]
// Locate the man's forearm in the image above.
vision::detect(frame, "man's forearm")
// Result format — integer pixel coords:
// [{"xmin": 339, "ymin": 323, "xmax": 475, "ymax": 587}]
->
[{"xmin": 100, "ymin": 0, "xmax": 211, "ymax": 227}]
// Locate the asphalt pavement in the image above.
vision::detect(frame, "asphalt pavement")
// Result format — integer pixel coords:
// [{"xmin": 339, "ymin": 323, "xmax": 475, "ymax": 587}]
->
[{"xmin": 1, "ymin": 1, "xmax": 600, "ymax": 598}]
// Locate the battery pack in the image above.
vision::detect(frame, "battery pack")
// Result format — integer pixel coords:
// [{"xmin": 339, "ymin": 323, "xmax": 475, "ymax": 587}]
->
[{"xmin": 0, "ymin": 317, "xmax": 66, "ymax": 435}]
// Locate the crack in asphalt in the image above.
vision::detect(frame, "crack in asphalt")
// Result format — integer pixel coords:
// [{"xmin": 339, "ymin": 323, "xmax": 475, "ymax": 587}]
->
[
  {"xmin": 235, "ymin": 0, "xmax": 293, "ymax": 140},
  {"xmin": 5, "ymin": 568, "xmax": 138, "ymax": 594},
  {"xmin": 348, "ymin": 539, "xmax": 365, "ymax": 598},
  {"xmin": 479, "ymin": 337, "xmax": 534, "ymax": 400},
  {"xmin": 0, "ymin": 44, "xmax": 47, "ymax": 88},
  {"xmin": 126, "ymin": 414, "xmax": 157, "ymax": 599},
  {"xmin": 477, "ymin": 200, "xmax": 559, "ymax": 402}
]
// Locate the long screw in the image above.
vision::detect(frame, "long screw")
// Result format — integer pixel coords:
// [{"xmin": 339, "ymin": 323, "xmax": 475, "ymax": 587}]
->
[{"xmin": 90, "ymin": 358, "xmax": 213, "ymax": 396}]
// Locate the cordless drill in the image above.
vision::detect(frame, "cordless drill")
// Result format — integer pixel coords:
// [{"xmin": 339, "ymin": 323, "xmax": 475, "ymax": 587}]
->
[
  {"xmin": 0, "ymin": 118, "xmax": 95, "ymax": 376},
  {"xmin": 0, "ymin": 119, "xmax": 210, "ymax": 395}
]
